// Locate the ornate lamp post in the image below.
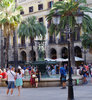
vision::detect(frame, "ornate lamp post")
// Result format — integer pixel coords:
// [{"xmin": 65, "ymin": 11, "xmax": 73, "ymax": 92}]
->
[{"xmin": 52, "ymin": 9, "xmax": 84, "ymax": 100}]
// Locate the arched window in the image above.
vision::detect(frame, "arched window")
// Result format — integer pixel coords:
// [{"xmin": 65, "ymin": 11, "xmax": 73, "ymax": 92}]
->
[
  {"xmin": 30, "ymin": 50, "xmax": 36, "ymax": 61},
  {"xmin": 21, "ymin": 51, "xmax": 27, "ymax": 62},
  {"xmin": 61, "ymin": 47, "xmax": 68, "ymax": 59},
  {"xmin": 50, "ymin": 48, "xmax": 57, "ymax": 59},
  {"xmin": 74, "ymin": 46, "xmax": 82, "ymax": 58}
]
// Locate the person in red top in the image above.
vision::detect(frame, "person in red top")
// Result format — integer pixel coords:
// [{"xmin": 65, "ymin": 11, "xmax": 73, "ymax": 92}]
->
[
  {"xmin": 0, "ymin": 69, "xmax": 3, "ymax": 79},
  {"xmin": 0, "ymin": 69, "xmax": 3, "ymax": 84},
  {"xmin": 30, "ymin": 67, "xmax": 36, "ymax": 87},
  {"xmin": 2, "ymin": 69, "xmax": 7, "ymax": 79},
  {"xmin": 85, "ymin": 65, "xmax": 89, "ymax": 77}
]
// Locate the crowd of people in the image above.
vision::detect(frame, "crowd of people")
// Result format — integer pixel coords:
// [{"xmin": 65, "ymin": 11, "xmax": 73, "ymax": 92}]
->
[
  {"xmin": 0, "ymin": 65, "xmax": 41, "ymax": 96},
  {"xmin": 60, "ymin": 63, "xmax": 92, "ymax": 89},
  {"xmin": 46, "ymin": 63, "xmax": 92, "ymax": 89},
  {"xmin": 0, "ymin": 63, "xmax": 92, "ymax": 95},
  {"xmin": 77, "ymin": 64, "xmax": 92, "ymax": 84}
]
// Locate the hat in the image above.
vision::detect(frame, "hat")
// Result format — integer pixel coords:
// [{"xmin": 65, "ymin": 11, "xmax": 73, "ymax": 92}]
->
[{"xmin": 18, "ymin": 66, "xmax": 21, "ymax": 69}]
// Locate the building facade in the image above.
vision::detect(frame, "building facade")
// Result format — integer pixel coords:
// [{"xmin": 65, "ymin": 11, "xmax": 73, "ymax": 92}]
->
[{"xmin": 0, "ymin": 0, "xmax": 92, "ymax": 67}]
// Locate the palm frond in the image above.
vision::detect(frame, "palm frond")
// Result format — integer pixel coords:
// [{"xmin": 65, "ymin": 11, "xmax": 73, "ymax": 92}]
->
[{"xmin": 18, "ymin": 16, "xmax": 46, "ymax": 39}]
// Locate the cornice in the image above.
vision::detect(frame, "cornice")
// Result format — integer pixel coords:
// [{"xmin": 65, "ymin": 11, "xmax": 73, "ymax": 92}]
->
[{"xmin": 17, "ymin": 0, "xmax": 44, "ymax": 5}]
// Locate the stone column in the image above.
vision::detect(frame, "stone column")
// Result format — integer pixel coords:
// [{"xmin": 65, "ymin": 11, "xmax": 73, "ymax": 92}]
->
[
  {"xmin": 18, "ymin": 51, "xmax": 21, "ymax": 61},
  {"xmin": 36, "ymin": 49, "xmax": 38, "ymax": 61},
  {"xmin": 26, "ymin": 38, "xmax": 29, "ymax": 47},
  {"xmin": 8, "ymin": 50, "xmax": 14, "ymax": 62},
  {"xmin": 45, "ymin": 46, "xmax": 50, "ymax": 58},
  {"xmin": 18, "ymin": 38, "xmax": 21, "ymax": 45},
  {"xmin": 26, "ymin": 52, "xmax": 30, "ymax": 62},
  {"xmin": 57, "ymin": 47, "xmax": 61, "ymax": 58}
]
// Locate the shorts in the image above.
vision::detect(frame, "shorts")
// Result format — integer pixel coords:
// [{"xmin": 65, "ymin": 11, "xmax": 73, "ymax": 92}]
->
[
  {"xmin": 62, "ymin": 76, "xmax": 66, "ymax": 82},
  {"xmin": 8, "ymin": 81, "xmax": 15, "ymax": 89},
  {"xmin": 61, "ymin": 75, "xmax": 66, "ymax": 83},
  {"xmin": 83, "ymin": 74, "xmax": 87, "ymax": 77}
]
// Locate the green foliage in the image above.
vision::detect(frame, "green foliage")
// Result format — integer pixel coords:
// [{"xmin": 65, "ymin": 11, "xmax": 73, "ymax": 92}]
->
[
  {"xmin": 81, "ymin": 33, "xmax": 92, "ymax": 49},
  {"xmin": 82, "ymin": 14, "xmax": 92, "ymax": 34},
  {"xmin": 0, "ymin": 0, "xmax": 22, "ymax": 37},
  {"xmin": 0, "ymin": 0, "xmax": 22, "ymax": 66},
  {"xmin": 46, "ymin": 0, "xmax": 92, "ymax": 38},
  {"xmin": 18, "ymin": 16, "xmax": 46, "ymax": 39}
]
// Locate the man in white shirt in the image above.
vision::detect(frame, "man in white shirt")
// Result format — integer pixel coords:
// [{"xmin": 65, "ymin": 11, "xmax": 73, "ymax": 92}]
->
[{"xmin": 6, "ymin": 67, "xmax": 16, "ymax": 95}]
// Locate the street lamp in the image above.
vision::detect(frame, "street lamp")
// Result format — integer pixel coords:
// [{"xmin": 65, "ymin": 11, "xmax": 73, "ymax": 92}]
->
[
  {"xmin": 52, "ymin": 10, "xmax": 61, "ymax": 25},
  {"xmin": 52, "ymin": 9, "xmax": 84, "ymax": 100},
  {"xmin": 81, "ymin": 47, "xmax": 89, "ymax": 65},
  {"xmin": 75, "ymin": 8, "xmax": 84, "ymax": 25}
]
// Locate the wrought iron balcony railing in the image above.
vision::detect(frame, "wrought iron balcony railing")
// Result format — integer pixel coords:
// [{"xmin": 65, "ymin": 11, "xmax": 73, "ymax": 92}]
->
[
  {"xmin": 48, "ymin": 39, "xmax": 56, "ymax": 44},
  {"xmin": 18, "ymin": 44, "xmax": 26, "ymax": 48}
]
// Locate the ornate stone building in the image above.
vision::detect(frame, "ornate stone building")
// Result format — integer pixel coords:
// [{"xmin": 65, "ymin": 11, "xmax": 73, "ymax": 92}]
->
[{"xmin": 0, "ymin": 0, "xmax": 92, "ymax": 67}]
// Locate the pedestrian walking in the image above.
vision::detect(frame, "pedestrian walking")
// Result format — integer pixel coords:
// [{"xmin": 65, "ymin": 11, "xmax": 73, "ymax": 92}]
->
[
  {"xmin": 60, "ymin": 66, "xmax": 66, "ymax": 89},
  {"xmin": 82, "ymin": 65, "xmax": 87, "ymax": 84},
  {"xmin": 15, "ymin": 68, "xmax": 23, "ymax": 96},
  {"xmin": 6, "ymin": 67, "xmax": 16, "ymax": 96}
]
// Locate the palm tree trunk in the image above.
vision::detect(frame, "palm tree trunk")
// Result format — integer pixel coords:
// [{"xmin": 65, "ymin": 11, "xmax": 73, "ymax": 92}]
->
[
  {"xmin": 70, "ymin": 33, "xmax": 75, "ymax": 68},
  {"xmin": 5, "ymin": 36, "xmax": 9, "ymax": 68},
  {"xmin": 13, "ymin": 30, "xmax": 18, "ymax": 68},
  {"xmin": 31, "ymin": 38, "xmax": 34, "ymax": 62},
  {"xmin": 0, "ymin": 28, "xmax": 4, "ymax": 68},
  {"xmin": 0, "ymin": 29, "xmax": 4, "ymax": 68}
]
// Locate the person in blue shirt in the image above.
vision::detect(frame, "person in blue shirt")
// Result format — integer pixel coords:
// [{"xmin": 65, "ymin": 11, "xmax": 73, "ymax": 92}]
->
[
  {"xmin": 23, "ymin": 65, "xmax": 26, "ymax": 70},
  {"xmin": 60, "ymin": 66, "xmax": 66, "ymax": 89}
]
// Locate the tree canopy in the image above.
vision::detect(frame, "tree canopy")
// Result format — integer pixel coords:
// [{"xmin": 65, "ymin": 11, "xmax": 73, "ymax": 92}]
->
[
  {"xmin": 18, "ymin": 16, "xmax": 46, "ymax": 39},
  {"xmin": 0, "ymin": 0, "xmax": 22, "ymax": 37},
  {"xmin": 47, "ymin": 0, "xmax": 92, "ymax": 36}
]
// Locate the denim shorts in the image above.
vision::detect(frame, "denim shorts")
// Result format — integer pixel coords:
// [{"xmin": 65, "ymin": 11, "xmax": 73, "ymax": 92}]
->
[{"xmin": 8, "ymin": 81, "xmax": 15, "ymax": 89}]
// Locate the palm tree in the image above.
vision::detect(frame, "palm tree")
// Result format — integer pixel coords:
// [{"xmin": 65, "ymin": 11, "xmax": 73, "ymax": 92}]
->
[
  {"xmin": 81, "ymin": 33, "xmax": 92, "ymax": 49},
  {"xmin": 0, "ymin": 0, "xmax": 22, "ymax": 67},
  {"xmin": 18, "ymin": 16, "xmax": 46, "ymax": 62},
  {"xmin": 47, "ymin": 0, "xmax": 92, "ymax": 67}
]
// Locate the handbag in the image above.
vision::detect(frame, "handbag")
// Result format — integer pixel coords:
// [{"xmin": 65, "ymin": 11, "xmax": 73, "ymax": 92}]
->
[{"xmin": 32, "ymin": 74, "xmax": 36, "ymax": 78}]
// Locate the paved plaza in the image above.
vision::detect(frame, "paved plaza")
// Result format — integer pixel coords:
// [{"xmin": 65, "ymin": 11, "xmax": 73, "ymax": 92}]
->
[{"xmin": 0, "ymin": 80, "xmax": 92, "ymax": 100}]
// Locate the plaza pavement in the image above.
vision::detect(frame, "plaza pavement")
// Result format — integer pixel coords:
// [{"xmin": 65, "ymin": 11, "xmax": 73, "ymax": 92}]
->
[{"xmin": 0, "ymin": 81, "xmax": 92, "ymax": 100}]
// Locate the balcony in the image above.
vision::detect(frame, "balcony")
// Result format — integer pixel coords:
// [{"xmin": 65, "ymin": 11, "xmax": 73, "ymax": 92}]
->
[
  {"xmin": 28, "ymin": 42, "xmax": 35, "ymax": 46},
  {"xmin": 48, "ymin": 39, "xmax": 56, "ymax": 44},
  {"xmin": 74, "ymin": 37, "xmax": 80, "ymax": 42},
  {"xmin": 58, "ymin": 39, "xmax": 68, "ymax": 45},
  {"xmin": 18, "ymin": 44, "xmax": 26, "ymax": 48},
  {"xmin": 58, "ymin": 38, "xmax": 80, "ymax": 45}
]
